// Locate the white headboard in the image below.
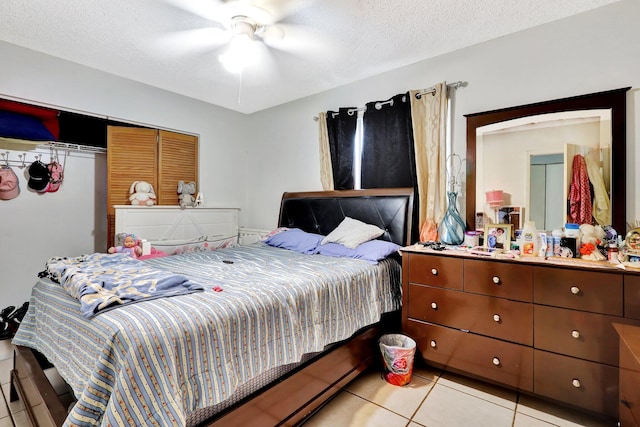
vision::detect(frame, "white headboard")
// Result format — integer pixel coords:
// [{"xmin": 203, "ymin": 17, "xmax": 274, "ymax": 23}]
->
[{"xmin": 114, "ymin": 206, "xmax": 239, "ymax": 243}]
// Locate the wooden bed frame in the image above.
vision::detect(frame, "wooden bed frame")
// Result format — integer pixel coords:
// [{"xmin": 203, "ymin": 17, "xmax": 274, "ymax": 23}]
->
[{"xmin": 11, "ymin": 188, "xmax": 414, "ymax": 427}]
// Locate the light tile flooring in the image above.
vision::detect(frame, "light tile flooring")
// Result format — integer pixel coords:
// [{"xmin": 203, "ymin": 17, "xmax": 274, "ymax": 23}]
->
[
  {"xmin": 0, "ymin": 338, "xmax": 617, "ymax": 427},
  {"xmin": 304, "ymin": 364, "xmax": 616, "ymax": 427}
]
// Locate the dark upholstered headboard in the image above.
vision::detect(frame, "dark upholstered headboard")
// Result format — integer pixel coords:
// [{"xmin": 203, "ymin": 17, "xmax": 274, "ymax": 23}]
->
[{"xmin": 277, "ymin": 188, "xmax": 414, "ymax": 246}]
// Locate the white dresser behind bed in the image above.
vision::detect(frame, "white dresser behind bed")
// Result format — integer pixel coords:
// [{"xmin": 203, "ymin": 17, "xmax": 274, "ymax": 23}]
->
[{"xmin": 114, "ymin": 205, "xmax": 240, "ymax": 243}]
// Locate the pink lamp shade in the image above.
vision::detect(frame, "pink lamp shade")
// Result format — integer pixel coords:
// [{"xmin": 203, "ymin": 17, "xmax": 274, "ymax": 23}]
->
[{"xmin": 485, "ymin": 190, "xmax": 504, "ymax": 207}]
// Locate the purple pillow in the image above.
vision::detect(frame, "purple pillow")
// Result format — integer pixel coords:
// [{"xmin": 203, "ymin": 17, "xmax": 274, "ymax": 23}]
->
[
  {"xmin": 318, "ymin": 240, "xmax": 400, "ymax": 264},
  {"xmin": 264, "ymin": 228, "xmax": 324, "ymax": 254}
]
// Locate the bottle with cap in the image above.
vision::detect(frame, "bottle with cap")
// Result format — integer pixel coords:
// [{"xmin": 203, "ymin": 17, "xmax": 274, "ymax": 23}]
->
[{"xmin": 520, "ymin": 221, "xmax": 539, "ymax": 256}]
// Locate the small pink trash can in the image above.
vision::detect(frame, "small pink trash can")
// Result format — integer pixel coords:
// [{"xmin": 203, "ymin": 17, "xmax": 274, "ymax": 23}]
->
[{"xmin": 379, "ymin": 334, "xmax": 416, "ymax": 386}]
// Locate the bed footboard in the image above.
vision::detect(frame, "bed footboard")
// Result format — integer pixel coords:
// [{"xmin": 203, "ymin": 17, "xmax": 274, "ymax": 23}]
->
[
  {"xmin": 11, "ymin": 345, "xmax": 68, "ymax": 427},
  {"xmin": 208, "ymin": 323, "xmax": 382, "ymax": 426}
]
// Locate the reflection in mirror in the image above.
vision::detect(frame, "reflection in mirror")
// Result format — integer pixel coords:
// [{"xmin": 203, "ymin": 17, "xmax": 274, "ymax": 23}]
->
[
  {"xmin": 476, "ymin": 110, "xmax": 612, "ymax": 232},
  {"xmin": 465, "ymin": 88, "xmax": 629, "ymax": 235},
  {"xmin": 529, "ymin": 153, "xmax": 564, "ymax": 230}
]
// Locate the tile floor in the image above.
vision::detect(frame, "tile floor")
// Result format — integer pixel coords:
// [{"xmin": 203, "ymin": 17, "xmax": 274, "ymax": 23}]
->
[
  {"xmin": 0, "ymin": 338, "xmax": 617, "ymax": 427},
  {"xmin": 303, "ymin": 364, "xmax": 616, "ymax": 427}
]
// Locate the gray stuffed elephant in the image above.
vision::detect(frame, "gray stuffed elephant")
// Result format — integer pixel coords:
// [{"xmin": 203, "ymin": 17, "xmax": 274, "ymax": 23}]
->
[{"xmin": 177, "ymin": 180, "xmax": 197, "ymax": 208}]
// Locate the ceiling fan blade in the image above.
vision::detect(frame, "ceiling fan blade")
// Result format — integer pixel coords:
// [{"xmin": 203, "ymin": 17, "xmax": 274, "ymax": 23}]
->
[
  {"xmin": 259, "ymin": 23, "xmax": 333, "ymax": 60},
  {"xmin": 250, "ymin": 0, "xmax": 318, "ymax": 23},
  {"xmin": 149, "ymin": 27, "xmax": 231, "ymax": 58},
  {"xmin": 161, "ymin": 0, "xmax": 232, "ymax": 25},
  {"xmin": 241, "ymin": 43, "xmax": 282, "ymax": 85}
]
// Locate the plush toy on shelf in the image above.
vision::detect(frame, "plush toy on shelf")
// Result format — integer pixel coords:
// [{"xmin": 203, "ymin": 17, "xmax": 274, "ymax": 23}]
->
[
  {"xmin": 579, "ymin": 223, "xmax": 606, "ymax": 261},
  {"xmin": 108, "ymin": 233, "xmax": 142, "ymax": 258},
  {"xmin": 129, "ymin": 181, "xmax": 156, "ymax": 206},
  {"xmin": 177, "ymin": 180, "xmax": 197, "ymax": 208}
]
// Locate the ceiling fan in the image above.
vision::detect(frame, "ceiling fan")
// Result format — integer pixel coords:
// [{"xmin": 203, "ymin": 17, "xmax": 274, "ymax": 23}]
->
[
  {"xmin": 159, "ymin": 0, "xmax": 320, "ymax": 74},
  {"xmin": 218, "ymin": 14, "xmax": 282, "ymax": 72}
]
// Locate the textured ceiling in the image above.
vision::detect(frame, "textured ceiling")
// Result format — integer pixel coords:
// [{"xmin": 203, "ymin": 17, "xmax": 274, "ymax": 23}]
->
[{"xmin": 0, "ymin": 0, "xmax": 621, "ymax": 114}]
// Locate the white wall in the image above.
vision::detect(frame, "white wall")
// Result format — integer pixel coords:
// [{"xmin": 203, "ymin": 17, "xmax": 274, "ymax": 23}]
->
[
  {"xmin": 244, "ymin": 0, "xmax": 640, "ymax": 233},
  {"xmin": 0, "ymin": 42, "xmax": 251, "ymax": 307}
]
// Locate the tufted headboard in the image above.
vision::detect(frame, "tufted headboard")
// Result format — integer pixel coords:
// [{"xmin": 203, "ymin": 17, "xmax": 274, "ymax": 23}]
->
[{"xmin": 277, "ymin": 188, "xmax": 414, "ymax": 246}]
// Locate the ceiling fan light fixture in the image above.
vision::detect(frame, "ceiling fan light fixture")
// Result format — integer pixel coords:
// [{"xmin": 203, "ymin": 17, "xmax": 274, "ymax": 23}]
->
[{"xmin": 219, "ymin": 15, "xmax": 260, "ymax": 73}]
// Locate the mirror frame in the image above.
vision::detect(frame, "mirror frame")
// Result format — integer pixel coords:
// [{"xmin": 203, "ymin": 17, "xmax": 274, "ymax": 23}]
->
[{"xmin": 465, "ymin": 87, "xmax": 630, "ymax": 234}]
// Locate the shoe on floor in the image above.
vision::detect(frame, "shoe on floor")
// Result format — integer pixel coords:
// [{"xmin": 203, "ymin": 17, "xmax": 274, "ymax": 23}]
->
[
  {"xmin": 7, "ymin": 302, "xmax": 28, "ymax": 323},
  {"xmin": 0, "ymin": 305, "xmax": 16, "ymax": 321},
  {"xmin": 0, "ymin": 321, "xmax": 12, "ymax": 340}
]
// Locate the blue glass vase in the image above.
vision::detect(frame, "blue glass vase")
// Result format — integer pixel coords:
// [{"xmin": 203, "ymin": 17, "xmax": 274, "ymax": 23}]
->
[{"xmin": 438, "ymin": 191, "xmax": 466, "ymax": 245}]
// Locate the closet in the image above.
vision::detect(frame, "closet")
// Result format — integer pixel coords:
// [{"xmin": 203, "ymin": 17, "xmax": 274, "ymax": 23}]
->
[{"xmin": 106, "ymin": 126, "xmax": 198, "ymax": 247}]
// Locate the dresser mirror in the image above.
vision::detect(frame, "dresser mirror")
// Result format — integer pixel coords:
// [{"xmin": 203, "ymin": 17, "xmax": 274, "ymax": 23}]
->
[{"xmin": 465, "ymin": 88, "xmax": 629, "ymax": 235}]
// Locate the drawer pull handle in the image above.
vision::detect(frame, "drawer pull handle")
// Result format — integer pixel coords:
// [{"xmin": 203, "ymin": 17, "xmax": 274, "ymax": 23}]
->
[
  {"xmin": 492, "ymin": 276, "xmax": 500, "ymax": 284},
  {"xmin": 431, "ymin": 268, "xmax": 438, "ymax": 275},
  {"xmin": 570, "ymin": 286, "xmax": 580, "ymax": 295},
  {"xmin": 571, "ymin": 379, "xmax": 581, "ymax": 388},
  {"xmin": 492, "ymin": 357, "xmax": 501, "ymax": 366},
  {"xmin": 571, "ymin": 330, "xmax": 580, "ymax": 339},
  {"xmin": 493, "ymin": 314, "xmax": 501, "ymax": 322},
  {"xmin": 431, "ymin": 302, "xmax": 438, "ymax": 310},
  {"xmin": 430, "ymin": 340, "xmax": 437, "ymax": 348}
]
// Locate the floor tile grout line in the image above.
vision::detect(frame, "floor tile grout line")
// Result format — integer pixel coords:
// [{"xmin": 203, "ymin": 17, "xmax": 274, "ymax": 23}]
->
[
  {"xmin": 433, "ymin": 375, "xmax": 519, "ymax": 412},
  {"xmin": 343, "ymin": 389, "xmax": 412, "ymax": 423},
  {"xmin": 406, "ymin": 370, "xmax": 441, "ymax": 423}
]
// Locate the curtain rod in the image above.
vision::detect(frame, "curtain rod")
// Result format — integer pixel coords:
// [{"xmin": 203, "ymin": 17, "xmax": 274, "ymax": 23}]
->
[
  {"xmin": 314, "ymin": 81, "xmax": 467, "ymax": 121},
  {"xmin": 415, "ymin": 81, "xmax": 467, "ymax": 99}
]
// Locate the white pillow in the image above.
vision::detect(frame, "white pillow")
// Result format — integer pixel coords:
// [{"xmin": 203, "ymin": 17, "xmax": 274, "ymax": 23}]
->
[{"xmin": 321, "ymin": 217, "xmax": 385, "ymax": 249}]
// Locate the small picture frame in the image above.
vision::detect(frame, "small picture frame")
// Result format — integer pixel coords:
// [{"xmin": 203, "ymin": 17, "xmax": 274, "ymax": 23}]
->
[
  {"xmin": 497, "ymin": 206, "xmax": 523, "ymax": 235},
  {"xmin": 484, "ymin": 224, "xmax": 512, "ymax": 250}
]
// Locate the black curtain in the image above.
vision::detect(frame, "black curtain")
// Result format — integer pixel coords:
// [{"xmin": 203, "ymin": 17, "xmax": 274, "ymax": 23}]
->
[
  {"xmin": 361, "ymin": 93, "xmax": 416, "ymax": 189},
  {"xmin": 326, "ymin": 108, "xmax": 358, "ymax": 190},
  {"xmin": 361, "ymin": 92, "xmax": 419, "ymax": 241}
]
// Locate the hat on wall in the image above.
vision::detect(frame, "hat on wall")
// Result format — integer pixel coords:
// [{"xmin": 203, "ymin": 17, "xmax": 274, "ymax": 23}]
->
[
  {"xmin": 46, "ymin": 161, "xmax": 64, "ymax": 193},
  {"xmin": 27, "ymin": 160, "xmax": 51, "ymax": 192},
  {"xmin": 0, "ymin": 167, "xmax": 20, "ymax": 200}
]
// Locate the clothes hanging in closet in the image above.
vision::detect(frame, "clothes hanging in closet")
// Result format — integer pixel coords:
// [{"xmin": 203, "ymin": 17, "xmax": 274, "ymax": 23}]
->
[{"xmin": 568, "ymin": 154, "xmax": 592, "ymax": 224}]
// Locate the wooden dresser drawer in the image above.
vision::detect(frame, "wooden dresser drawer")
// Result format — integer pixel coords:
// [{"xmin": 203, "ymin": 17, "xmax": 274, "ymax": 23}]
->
[
  {"xmin": 619, "ymin": 339, "xmax": 640, "ymax": 427},
  {"xmin": 408, "ymin": 284, "xmax": 532, "ymax": 345},
  {"xmin": 533, "ymin": 266, "xmax": 623, "ymax": 315},
  {"xmin": 408, "ymin": 253, "xmax": 463, "ymax": 289},
  {"xmin": 534, "ymin": 350, "xmax": 618, "ymax": 418},
  {"xmin": 534, "ymin": 305, "xmax": 623, "ymax": 366},
  {"xmin": 625, "ymin": 274, "xmax": 640, "ymax": 320},
  {"xmin": 464, "ymin": 259, "xmax": 533, "ymax": 302},
  {"xmin": 405, "ymin": 319, "xmax": 533, "ymax": 391}
]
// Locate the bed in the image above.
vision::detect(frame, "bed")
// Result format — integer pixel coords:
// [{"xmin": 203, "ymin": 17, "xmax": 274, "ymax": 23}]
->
[{"xmin": 10, "ymin": 188, "xmax": 414, "ymax": 427}]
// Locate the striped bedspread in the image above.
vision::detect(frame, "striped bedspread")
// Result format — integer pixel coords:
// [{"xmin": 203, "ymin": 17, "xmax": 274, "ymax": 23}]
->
[{"xmin": 13, "ymin": 243, "xmax": 401, "ymax": 426}]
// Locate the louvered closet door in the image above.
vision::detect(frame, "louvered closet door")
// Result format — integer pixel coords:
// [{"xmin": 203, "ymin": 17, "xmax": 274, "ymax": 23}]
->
[
  {"xmin": 107, "ymin": 126, "xmax": 158, "ymax": 247},
  {"xmin": 158, "ymin": 130, "xmax": 198, "ymax": 206}
]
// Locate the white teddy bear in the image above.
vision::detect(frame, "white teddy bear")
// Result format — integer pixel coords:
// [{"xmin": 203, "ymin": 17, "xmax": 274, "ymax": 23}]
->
[
  {"xmin": 177, "ymin": 180, "xmax": 197, "ymax": 208},
  {"xmin": 129, "ymin": 181, "xmax": 156, "ymax": 206}
]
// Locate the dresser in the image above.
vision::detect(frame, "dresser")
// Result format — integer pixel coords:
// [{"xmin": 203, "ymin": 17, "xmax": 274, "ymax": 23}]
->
[
  {"xmin": 614, "ymin": 323, "xmax": 640, "ymax": 426},
  {"xmin": 401, "ymin": 246, "xmax": 640, "ymax": 420}
]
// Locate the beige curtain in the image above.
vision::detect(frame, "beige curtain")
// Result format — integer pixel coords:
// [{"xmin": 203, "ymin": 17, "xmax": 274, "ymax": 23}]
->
[
  {"xmin": 410, "ymin": 82, "xmax": 448, "ymax": 230},
  {"xmin": 317, "ymin": 112, "xmax": 334, "ymax": 191}
]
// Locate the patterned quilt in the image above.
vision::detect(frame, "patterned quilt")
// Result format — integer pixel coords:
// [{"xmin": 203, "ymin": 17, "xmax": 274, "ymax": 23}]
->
[
  {"xmin": 42, "ymin": 253, "xmax": 204, "ymax": 317},
  {"xmin": 13, "ymin": 243, "xmax": 401, "ymax": 427}
]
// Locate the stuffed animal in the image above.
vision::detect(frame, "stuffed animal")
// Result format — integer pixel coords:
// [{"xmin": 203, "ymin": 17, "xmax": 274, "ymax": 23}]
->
[
  {"xmin": 177, "ymin": 180, "xmax": 197, "ymax": 208},
  {"xmin": 108, "ymin": 234, "xmax": 142, "ymax": 258},
  {"xmin": 129, "ymin": 181, "xmax": 156, "ymax": 206},
  {"xmin": 579, "ymin": 224, "xmax": 606, "ymax": 261}
]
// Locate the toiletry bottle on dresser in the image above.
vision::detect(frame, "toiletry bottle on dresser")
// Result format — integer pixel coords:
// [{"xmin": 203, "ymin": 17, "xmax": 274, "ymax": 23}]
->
[
  {"xmin": 521, "ymin": 221, "xmax": 538, "ymax": 256},
  {"xmin": 552, "ymin": 229, "xmax": 563, "ymax": 256}
]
